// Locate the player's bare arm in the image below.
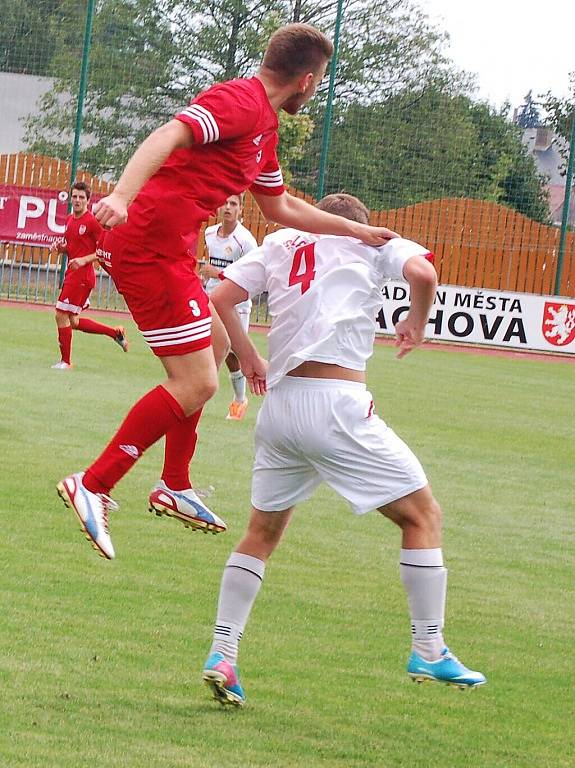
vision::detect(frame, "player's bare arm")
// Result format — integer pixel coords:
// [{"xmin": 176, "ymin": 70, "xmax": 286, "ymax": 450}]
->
[
  {"xmin": 210, "ymin": 280, "xmax": 268, "ymax": 395},
  {"xmin": 94, "ymin": 120, "xmax": 195, "ymax": 228},
  {"xmin": 252, "ymin": 190, "xmax": 399, "ymax": 244},
  {"xmin": 395, "ymin": 255, "xmax": 437, "ymax": 359},
  {"xmin": 67, "ymin": 251, "xmax": 99, "ymax": 271},
  {"xmin": 200, "ymin": 263, "xmax": 222, "ymax": 281}
]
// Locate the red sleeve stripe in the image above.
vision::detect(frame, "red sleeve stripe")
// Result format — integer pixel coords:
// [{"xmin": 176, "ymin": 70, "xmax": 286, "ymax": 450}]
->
[
  {"xmin": 180, "ymin": 105, "xmax": 219, "ymax": 144},
  {"xmin": 254, "ymin": 170, "xmax": 284, "ymax": 187}
]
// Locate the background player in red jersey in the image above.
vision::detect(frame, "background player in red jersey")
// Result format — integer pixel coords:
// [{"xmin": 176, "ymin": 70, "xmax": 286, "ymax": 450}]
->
[
  {"xmin": 50, "ymin": 182, "xmax": 128, "ymax": 369},
  {"xmin": 57, "ymin": 24, "xmax": 400, "ymax": 561}
]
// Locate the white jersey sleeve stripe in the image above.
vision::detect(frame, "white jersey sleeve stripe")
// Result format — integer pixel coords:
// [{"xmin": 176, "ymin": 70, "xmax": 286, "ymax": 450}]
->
[
  {"xmin": 191, "ymin": 104, "xmax": 219, "ymax": 141},
  {"xmin": 180, "ymin": 107, "xmax": 210, "ymax": 144},
  {"xmin": 181, "ymin": 105, "xmax": 219, "ymax": 144}
]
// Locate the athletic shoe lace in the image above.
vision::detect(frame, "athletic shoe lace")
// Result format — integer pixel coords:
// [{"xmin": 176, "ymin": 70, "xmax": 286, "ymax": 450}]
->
[
  {"xmin": 442, "ymin": 649, "xmax": 462, "ymax": 665},
  {"xmin": 98, "ymin": 494, "xmax": 119, "ymax": 533}
]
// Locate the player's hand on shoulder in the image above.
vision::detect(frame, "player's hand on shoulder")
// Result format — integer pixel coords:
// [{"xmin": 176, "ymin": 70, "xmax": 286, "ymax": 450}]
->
[
  {"xmin": 94, "ymin": 193, "xmax": 128, "ymax": 229},
  {"xmin": 394, "ymin": 317, "xmax": 426, "ymax": 359},
  {"xmin": 354, "ymin": 224, "xmax": 400, "ymax": 246}
]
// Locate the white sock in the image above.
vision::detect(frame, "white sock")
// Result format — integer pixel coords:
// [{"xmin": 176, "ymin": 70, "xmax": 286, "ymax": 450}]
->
[
  {"xmin": 399, "ymin": 548, "xmax": 447, "ymax": 661},
  {"xmin": 230, "ymin": 370, "xmax": 246, "ymax": 403},
  {"xmin": 210, "ymin": 552, "xmax": 265, "ymax": 665}
]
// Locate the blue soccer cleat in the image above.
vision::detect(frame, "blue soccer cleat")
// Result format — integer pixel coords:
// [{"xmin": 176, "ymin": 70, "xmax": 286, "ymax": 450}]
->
[
  {"xmin": 149, "ymin": 480, "xmax": 227, "ymax": 534},
  {"xmin": 203, "ymin": 652, "xmax": 245, "ymax": 707},
  {"xmin": 407, "ymin": 647, "xmax": 486, "ymax": 689}
]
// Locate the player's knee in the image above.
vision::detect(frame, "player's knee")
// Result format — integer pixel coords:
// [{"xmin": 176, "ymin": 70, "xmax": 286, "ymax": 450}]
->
[
  {"xmin": 54, "ymin": 310, "xmax": 68, "ymax": 327},
  {"xmin": 417, "ymin": 497, "xmax": 442, "ymax": 532},
  {"xmin": 184, "ymin": 371, "xmax": 218, "ymax": 412}
]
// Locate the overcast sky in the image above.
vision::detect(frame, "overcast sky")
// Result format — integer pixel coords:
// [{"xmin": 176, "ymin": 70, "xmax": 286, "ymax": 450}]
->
[{"xmin": 421, "ymin": 0, "xmax": 574, "ymax": 111}]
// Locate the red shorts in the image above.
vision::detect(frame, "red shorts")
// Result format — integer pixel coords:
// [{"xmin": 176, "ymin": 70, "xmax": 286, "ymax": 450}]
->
[
  {"xmin": 56, "ymin": 267, "xmax": 96, "ymax": 315},
  {"xmin": 97, "ymin": 230, "xmax": 211, "ymax": 357}
]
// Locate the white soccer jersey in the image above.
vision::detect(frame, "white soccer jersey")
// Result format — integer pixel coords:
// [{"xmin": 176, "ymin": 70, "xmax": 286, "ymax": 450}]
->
[
  {"xmin": 223, "ymin": 230, "xmax": 431, "ymax": 389},
  {"xmin": 204, "ymin": 222, "xmax": 257, "ymax": 313}
]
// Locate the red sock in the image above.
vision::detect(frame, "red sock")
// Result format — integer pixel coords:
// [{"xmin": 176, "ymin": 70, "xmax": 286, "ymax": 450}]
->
[
  {"xmin": 161, "ymin": 408, "xmax": 203, "ymax": 490},
  {"xmin": 76, "ymin": 317, "xmax": 116, "ymax": 339},
  {"xmin": 84, "ymin": 385, "xmax": 185, "ymax": 495},
  {"xmin": 57, "ymin": 326, "xmax": 72, "ymax": 364}
]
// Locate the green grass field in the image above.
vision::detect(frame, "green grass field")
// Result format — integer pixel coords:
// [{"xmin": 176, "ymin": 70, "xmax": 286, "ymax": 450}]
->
[{"xmin": 1, "ymin": 304, "xmax": 574, "ymax": 768}]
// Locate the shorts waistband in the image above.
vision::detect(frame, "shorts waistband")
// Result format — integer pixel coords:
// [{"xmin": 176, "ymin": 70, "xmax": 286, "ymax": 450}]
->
[{"xmin": 275, "ymin": 376, "xmax": 366, "ymax": 391}]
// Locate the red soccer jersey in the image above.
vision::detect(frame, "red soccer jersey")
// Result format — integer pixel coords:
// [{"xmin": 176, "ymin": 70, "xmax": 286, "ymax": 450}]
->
[
  {"xmin": 64, "ymin": 210, "xmax": 102, "ymax": 262},
  {"xmin": 114, "ymin": 77, "xmax": 285, "ymax": 258}
]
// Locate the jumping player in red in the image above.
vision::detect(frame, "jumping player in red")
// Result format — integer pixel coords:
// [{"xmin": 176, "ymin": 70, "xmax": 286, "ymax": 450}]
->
[
  {"xmin": 50, "ymin": 181, "xmax": 128, "ymax": 369},
  {"xmin": 57, "ymin": 23, "xmax": 399, "ymax": 561}
]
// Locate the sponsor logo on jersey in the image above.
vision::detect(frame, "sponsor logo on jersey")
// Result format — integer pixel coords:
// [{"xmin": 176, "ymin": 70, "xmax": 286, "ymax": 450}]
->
[
  {"xmin": 253, "ymin": 133, "xmax": 263, "ymax": 146},
  {"xmin": 96, "ymin": 246, "xmax": 112, "ymax": 267},
  {"xmin": 542, "ymin": 301, "xmax": 575, "ymax": 346},
  {"xmin": 119, "ymin": 444, "xmax": 140, "ymax": 459},
  {"xmin": 256, "ymin": 150, "xmax": 263, "ymax": 164}
]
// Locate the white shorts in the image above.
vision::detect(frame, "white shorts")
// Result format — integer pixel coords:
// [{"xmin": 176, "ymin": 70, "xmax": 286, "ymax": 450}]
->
[{"xmin": 251, "ymin": 377, "xmax": 428, "ymax": 514}]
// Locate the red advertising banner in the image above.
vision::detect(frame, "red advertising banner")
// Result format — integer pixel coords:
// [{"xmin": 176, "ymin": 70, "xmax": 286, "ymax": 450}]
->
[{"xmin": 0, "ymin": 184, "xmax": 103, "ymax": 247}]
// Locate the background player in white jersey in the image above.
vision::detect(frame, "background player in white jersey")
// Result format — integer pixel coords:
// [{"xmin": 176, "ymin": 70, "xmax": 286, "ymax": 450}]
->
[
  {"xmin": 200, "ymin": 194, "xmax": 257, "ymax": 420},
  {"xmin": 201, "ymin": 193, "xmax": 486, "ymax": 706}
]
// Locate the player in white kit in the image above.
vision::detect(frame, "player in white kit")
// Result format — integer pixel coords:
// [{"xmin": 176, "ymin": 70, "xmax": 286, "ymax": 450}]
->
[
  {"xmin": 200, "ymin": 194, "xmax": 257, "ymax": 420},
  {"xmin": 202, "ymin": 193, "xmax": 486, "ymax": 706}
]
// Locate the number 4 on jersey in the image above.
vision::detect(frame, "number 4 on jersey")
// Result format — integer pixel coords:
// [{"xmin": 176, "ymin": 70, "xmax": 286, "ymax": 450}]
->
[{"xmin": 288, "ymin": 242, "xmax": 316, "ymax": 294}]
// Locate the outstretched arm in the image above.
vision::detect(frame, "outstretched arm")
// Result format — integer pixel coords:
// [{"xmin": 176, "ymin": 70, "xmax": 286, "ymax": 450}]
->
[
  {"xmin": 252, "ymin": 190, "xmax": 399, "ymax": 245},
  {"xmin": 94, "ymin": 120, "xmax": 194, "ymax": 228},
  {"xmin": 210, "ymin": 279, "xmax": 268, "ymax": 395},
  {"xmin": 395, "ymin": 255, "xmax": 437, "ymax": 359}
]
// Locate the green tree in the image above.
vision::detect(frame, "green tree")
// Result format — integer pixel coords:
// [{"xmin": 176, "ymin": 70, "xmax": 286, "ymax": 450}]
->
[
  {"xmin": 0, "ymin": 0, "xmax": 64, "ymax": 75},
  {"xmin": 543, "ymin": 73, "xmax": 575, "ymax": 171},
  {"xmin": 24, "ymin": 0, "xmax": 468, "ymax": 180},
  {"xmin": 515, "ymin": 90, "xmax": 542, "ymax": 129},
  {"xmin": 469, "ymin": 101, "xmax": 549, "ymax": 221},
  {"xmin": 25, "ymin": 0, "xmax": 180, "ymax": 177},
  {"xmin": 307, "ymin": 89, "xmax": 549, "ymax": 221}
]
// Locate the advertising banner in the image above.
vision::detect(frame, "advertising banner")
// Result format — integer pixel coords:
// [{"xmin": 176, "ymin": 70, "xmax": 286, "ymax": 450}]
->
[
  {"xmin": 0, "ymin": 184, "xmax": 103, "ymax": 247},
  {"xmin": 377, "ymin": 282, "xmax": 575, "ymax": 355}
]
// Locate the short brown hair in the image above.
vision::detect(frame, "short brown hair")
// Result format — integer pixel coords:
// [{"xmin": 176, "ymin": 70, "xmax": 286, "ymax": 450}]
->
[
  {"xmin": 316, "ymin": 193, "xmax": 369, "ymax": 225},
  {"xmin": 71, "ymin": 180, "xmax": 91, "ymax": 200},
  {"xmin": 262, "ymin": 24, "xmax": 333, "ymax": 83}
]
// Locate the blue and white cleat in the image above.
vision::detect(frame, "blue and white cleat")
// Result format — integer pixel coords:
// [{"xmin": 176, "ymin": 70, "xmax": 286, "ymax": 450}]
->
[
  {"xmin": 148, "ymin": 480, "xmax": 227, "ymax": 534},
  {"xmin": 408, "ymin": 647, "xmax": 486, "ymax": 689},
  {"xmin": 57, "ymin": 472, "xmax": 117, "ymax": 560},
  {"xmin": 203, "ymin": 652, "xmax": 245, "ymax": 707}
]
